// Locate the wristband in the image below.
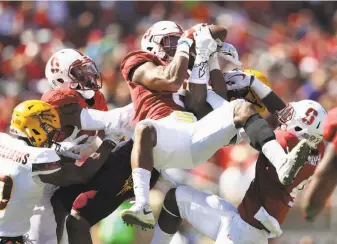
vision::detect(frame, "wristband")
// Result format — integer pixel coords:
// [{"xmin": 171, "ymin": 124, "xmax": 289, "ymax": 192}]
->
[{"xmin": 176, "ymin": 37, "xmax": 193, "ymax": 59}]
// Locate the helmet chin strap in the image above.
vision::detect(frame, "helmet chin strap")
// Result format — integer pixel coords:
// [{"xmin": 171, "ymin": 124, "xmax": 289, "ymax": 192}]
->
[{"xmin": 77, "ymin": 90, "xmax": 95, "ymax": 99}]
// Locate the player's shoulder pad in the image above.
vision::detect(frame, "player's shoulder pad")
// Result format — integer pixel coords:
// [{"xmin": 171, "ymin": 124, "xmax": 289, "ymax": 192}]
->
[
  {"xmin": 323, "ymin": 107, "xmax": 337, "ymax": 141},
  {"xmin": 120, "ymin": 50, "xmax": 164, "ymax": 81},
  {"xmin": 29, "ymin": 147, "xmax": 60, "ymax": 164},
  {"xmin": 274, "ymin": 129, "xmax": 299, "ymax": 151},
  {"xmin": 41, "ymin": 88, "xmax": 81, "ymax": 109}
]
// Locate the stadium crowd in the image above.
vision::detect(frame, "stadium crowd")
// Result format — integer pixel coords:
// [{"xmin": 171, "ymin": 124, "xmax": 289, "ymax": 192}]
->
[{"xmin": 1, "ymin": 1, "xmax": 337, "ymax": 243}]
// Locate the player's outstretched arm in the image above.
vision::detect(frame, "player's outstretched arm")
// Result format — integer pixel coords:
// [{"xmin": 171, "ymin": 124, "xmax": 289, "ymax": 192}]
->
[
  {"xmin": 225, "ymin": 70, "xmax": 286, "ymax": 114},
  {"xmin": 39, "ymin": 139, "xmax": 116, "ymax": 186},
  {"xmin": 302, "ymin": 143, "xmax": 337, "ymax": 221},
  {"xmin": 130, "ymin": 34, "xmax": 194, "ymax": 92},
  {"xmin": 184, "ymin": 25, "xmax": 218, "ymax": 118},
  {"xmin": 208, "ymin": 51, "xmax": 228, "ymax": 99},
  {"xmin": 79, "ymin": 103, "xmax": 134, "ymax": 138},
  {"xmin": 131, "ymin": 54, "xmax": 189, "ymax": 92}
]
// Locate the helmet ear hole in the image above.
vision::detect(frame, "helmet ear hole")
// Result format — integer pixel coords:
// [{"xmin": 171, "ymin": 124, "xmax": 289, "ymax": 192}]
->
[
  {"xmin": 294, "ymin": 126, "xmax": 302, "ymax": 132},
  {"xmin": 56, "ymin": 79, "xmax": 64, "ymax": 83},
  {"xmin": 32, "ymin": 129, "xmax": 40, "ymax": 135}
]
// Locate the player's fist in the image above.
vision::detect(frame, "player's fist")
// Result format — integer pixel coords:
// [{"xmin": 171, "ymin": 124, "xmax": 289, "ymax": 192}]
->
[
  {"xmin": 193, "ymin": 24, "xmax": 217, "ymax": 64},
  {"xmin": 183, "ymin": 24, "xmax": 227, "ymax": 57}
]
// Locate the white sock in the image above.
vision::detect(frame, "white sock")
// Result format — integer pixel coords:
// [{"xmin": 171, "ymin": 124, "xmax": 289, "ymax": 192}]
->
[
  {"xmin": 132, "ymin": 168, "xmax": 151, "ymax": 205},
  {"xmin": 262, "ymin": 139, "xmax": 287, "ymax": 170},
  {"xmin": 151, "ymin": 224, "xmax": 175, "ymax": 244}
]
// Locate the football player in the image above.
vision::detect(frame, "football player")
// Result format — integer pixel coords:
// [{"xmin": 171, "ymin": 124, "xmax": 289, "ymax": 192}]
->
[
  {"xmin": 302, "ymin": 107, "xmax": 337, "ymax": 221},
  {"xmin": 26, "ymin": 48, "xmax": 119, "ymax": 244},
  {"xmin": 118, "ymin": 21, "xmax": 310, "ymax": 229},
  {"xmin": 151, "ymin": 99, "xmax": 327, "ymax": 244},
  {"xmin": 0, "ymin": 100, "xmax": 116, "ymax": 244},
  {"xmin": 32, "ymin": 49, "xmax": 160, "ymax": 244}
]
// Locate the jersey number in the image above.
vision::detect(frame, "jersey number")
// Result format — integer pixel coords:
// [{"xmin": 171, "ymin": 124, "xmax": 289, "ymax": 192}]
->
[
  {"xmin": 0, "ymin": 175, "xmax": 13, "ymax": 210},
  {"xmin": 302, "ymin": 108, "xmax": 318, "ymax": 126}
]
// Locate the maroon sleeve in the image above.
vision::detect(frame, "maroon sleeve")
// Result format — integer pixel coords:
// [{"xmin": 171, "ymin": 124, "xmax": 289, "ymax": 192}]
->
[
  {"xmin": 120, "ymin": 50, "xmax": 164, "ymax": 81},
  {"xmin": 41, "ymin": 88, "xmax": 83, "ymax": 128},
  {"xmin": 323, "ymin": 108, "xmax": 337, "ymax": 154},
  {"xmin": 41, "ymin": 88, "xmax": 80, "ymax": 109}
]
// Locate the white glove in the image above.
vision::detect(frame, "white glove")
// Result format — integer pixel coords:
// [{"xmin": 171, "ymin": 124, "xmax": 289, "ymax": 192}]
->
[
  {"xmin": 54, "ymin": 134, "xmax": 89, "ymax": 160},
  {"xmin": 62, "ymin": 125, "xmax": 97, "ymax": 149},
  {"xmin": 193, "ymin": 24, "xmax": 217, "ymax": 64},
  {"xmin": 62, "ymin": 126, "xmax": 80, "ymax": 143},
  {"xmin": 103, "ymin": 105, "xmax": 135, "ymax": 144},
  {"xmin": 218, "ymin": 42, "xmax": 242, "ymax": 66},
  {"xmin": 224, "ymin": 69, "xmax": 254, "ymax": 91}
]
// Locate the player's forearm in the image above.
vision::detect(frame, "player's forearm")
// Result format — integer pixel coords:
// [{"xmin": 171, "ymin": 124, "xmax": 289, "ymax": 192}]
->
[
  {"xmin": 184, "ymin": 83, "xmax": 207, "ymax": 119},
  {"xmin": 250, "ymin": 78, "xmax": 286, "ymax": 114},
  {"xmin": 302, "ymin": 144, "xmax": 337, "ymax": 220},
  {"xmin": 302, "ymin": 176, "xmax": 334, "ymax": 221},
  {"xmin": 41, "ymin": 140, "xmax": 115, "ymax": 186},
  {"xmin": 74, "ymin": 140, "xmax": 115, "ymax": 183},
  {"xmin": 154, "ymin": 40, "xmax": 192, "ymax": 91},
  {"xmin": 210, "ymin": 69, "xmax": 227, "ymax": 99},
  {"xmin": 80, "ymin": 104, "xmax": 134, "ymax": 138},
  {"xmin": 163, "ymin": 56, "xmax": 190, "ymax": 89}
]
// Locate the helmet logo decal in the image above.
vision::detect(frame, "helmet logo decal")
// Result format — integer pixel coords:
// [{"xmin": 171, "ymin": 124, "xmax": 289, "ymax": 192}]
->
[
  {"xmin": 50, "ymin": 57, "xmax": 60, "ymax": 73},
  {"xmin": 302, "ymin": 108, "xmax": 318, "ymax": 126},
  {"xmin": 143, "ymin": 28, "xmax": 152, "ymax": 39}
]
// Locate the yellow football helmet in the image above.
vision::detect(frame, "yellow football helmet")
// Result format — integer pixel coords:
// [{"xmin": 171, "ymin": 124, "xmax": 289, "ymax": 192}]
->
[
  {"xmin": 10, "ymin": 100, "xmax": 61, "ymax": 148},
  {"xmin": 243, "ymin": 69, "xmax": 271, "ymax": 114}
]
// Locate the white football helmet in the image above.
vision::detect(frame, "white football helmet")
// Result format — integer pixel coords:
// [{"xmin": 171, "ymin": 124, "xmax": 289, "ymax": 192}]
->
[
  {"xmin": 218, "ymin": 42, "xmax": 242, "ymax": 66},
  {"xmin": 45, "ymin": 49, "xmax": 101, "ymax": 99},
  {"xmin": 141, "ymin": 21, "xmax": 184, "ymax": 62},
  {"xmin": 278, "ymin": 100, "xmax": 327, "ymax": 147}
]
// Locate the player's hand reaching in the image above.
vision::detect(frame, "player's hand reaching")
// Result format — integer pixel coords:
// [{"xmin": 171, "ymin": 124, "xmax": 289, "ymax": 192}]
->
[
  {"xmin": 193, "ymin": 24, "xmax": 217, "ymax": 64},
  {"xmin": 224, "ymin": 69, "xmax": 255, "ymax": 92},
  {"xmin": 103, "ymin": 104, "xmax": 135, "ymax": 144},
  {"xmin": 53, "ymin": 129, "xmax": 90, "ymax": 160}
]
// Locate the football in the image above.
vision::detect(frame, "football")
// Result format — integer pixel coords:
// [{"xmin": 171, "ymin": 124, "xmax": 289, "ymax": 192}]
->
[{"xmin": 183, "ymin": 24, "xmax": 227, "ymax": 55}]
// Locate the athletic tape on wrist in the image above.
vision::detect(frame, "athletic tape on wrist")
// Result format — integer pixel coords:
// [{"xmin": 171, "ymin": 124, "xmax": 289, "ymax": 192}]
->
[
  {"xmin": 176, "ymin": 42, "xmax": 190, "ymax": 59},
  {"xmin": 189, "ymin": 62, "xmax": 209, "ymax": 84}
]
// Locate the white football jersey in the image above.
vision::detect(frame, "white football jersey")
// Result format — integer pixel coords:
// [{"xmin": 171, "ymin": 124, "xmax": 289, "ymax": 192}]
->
[{"xmin": 0, "ymin": 133, "xmax": 60, "ymax": 237}]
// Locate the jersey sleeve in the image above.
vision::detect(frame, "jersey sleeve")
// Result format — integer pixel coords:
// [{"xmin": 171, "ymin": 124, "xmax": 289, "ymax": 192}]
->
[
  {"xmin": 41, "ymin": 89, "xmax": 83, "ymax": 127},
  {"xmin": 274, "ymin": 129, "xmax": 299, "ymax": 151},
  {"xmin": 323, "ymin": 108, "xmax": 337, "ymax": 153},
  {"xmin": 120, "ymin": 50, "xmax": 163, "ymax": 81},
  {"xmin": 41, "ymin": 88, "xmax": 80, "ymax": 109}
]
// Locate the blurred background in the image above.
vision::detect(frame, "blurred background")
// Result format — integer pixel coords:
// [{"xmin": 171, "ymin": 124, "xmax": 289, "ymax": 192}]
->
[{"xmin": 1, "ymin": 1, "xmax": 337, "ymax": 243}]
